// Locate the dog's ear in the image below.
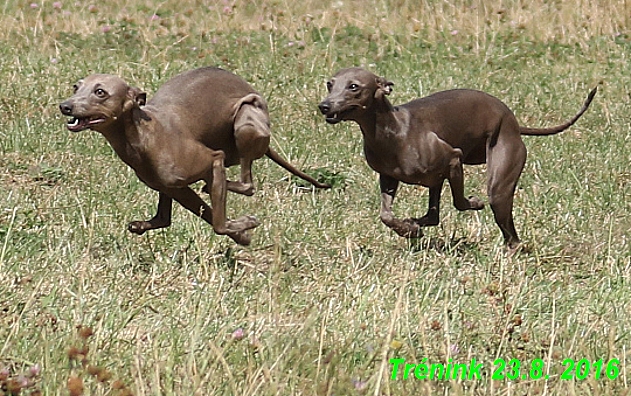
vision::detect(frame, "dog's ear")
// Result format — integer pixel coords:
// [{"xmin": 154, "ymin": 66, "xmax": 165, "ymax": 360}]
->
[
  {"xmin": 124, "ymin": 86, "xmax": 147, "ymax": 112},
  {"xmin": 375, "ymin": 76, "xmax": 394, "ymax": 98}
]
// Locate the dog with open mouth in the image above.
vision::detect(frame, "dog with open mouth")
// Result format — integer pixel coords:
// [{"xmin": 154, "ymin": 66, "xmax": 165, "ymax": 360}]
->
[
  {"xmin": 318, "ymin": 67, "xmax": 596, "ymax": 251},
  {"xmin": 60, "ymin": 67, "xmax": 329, "ymax": 245}
]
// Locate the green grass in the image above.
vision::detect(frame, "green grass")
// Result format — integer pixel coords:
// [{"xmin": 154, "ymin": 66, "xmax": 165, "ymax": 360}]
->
[{"xmin": 1, "ymin": 0, "xmax": 630, "ymax": 394}]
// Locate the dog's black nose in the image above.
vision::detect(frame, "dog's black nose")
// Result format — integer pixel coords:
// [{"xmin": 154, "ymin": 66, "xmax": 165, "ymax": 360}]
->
[
  {"xmin": 318, "ymin": 101, "xmax": 330, "ymax": 115},
  {"xmin": 59, "ymin": 102, "xmax": 73, "ymax": 115}
]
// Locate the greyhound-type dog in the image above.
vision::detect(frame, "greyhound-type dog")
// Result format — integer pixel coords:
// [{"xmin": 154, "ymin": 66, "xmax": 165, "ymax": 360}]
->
[
  {"xmin": 318, "ymin": 67, "xmax": 596, "ymax": 250},
  {"xmin": 60, "ymin": 67, "xmax": 329, "ymax": 246}
]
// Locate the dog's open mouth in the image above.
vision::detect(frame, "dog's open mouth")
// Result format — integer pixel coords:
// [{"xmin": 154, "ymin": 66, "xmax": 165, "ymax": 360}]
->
[
  {"xmin": 322, "ymin": 106, "xmax": 359, "ymax": 124},
  {"xmin": 325, "ymin": 114, "xmax": 343, "ymax": 124},
  {"xmin": 324, "ymin": 109, "xmax": 354, "ymax": 124},
  {"xmin": 66, "ymin": 116, "xmax": 106, "ymax": 132}
]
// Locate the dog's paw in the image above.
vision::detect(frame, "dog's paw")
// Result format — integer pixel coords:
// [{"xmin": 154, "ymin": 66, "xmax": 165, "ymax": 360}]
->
[
  {"xmin": 392, "ymin": 219, "xmax": 424, "ymax": 239},
  {"xmin": 228, "ymin": 215, "xmax": 260, "ymax": 231},
  {"xmin": 226, "ymin": 181, "xmax": 256, "ymax": 196},
  {"xmin": 506, "ymin": 240, "xmax": 530, "ymax": 257},
  {"xmin": 228, "ymin": 230, "xmax": 253, "ymax": 246},
  {"xmin": 413, "ymin": 214, "xmax": 439, "ymax": 227},
  {"xmin": 128, "ymin": 221, "xmax": 149, "ymax": 235},
  {"xmin": 467, "ymin": 196, "xmax": 485, "ymax": 210}
]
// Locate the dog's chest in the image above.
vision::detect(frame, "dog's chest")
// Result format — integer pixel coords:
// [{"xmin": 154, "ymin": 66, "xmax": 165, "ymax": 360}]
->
[
  {"xmin": 119, "ymin": 139, "xmax": 190, "ymax": 190},
  {"xmin": 363, "ymin": 143, "xmax": 446, "ymax": 186}
]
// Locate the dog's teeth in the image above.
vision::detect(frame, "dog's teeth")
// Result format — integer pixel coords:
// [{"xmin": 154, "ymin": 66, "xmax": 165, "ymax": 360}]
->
[{"xmin": 68, "ymin": 118, "xmax": 80, "ymax": 127}]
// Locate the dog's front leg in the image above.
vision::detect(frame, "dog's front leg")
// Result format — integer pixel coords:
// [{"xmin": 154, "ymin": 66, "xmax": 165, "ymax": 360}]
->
[
  {"xmin": 164, "ymin": 184, "xmax": 258, "ymax": 246},
  {"xmin": 379, "ymin": 175, "xmax": 423, "ymax": 238},
  {"xmin": 413, "ymin": 184, "xmax": 442, "ymax": 226},
  {"xmin": 128, "ymin": 192, "xmax": 173, "ymax": 234}
]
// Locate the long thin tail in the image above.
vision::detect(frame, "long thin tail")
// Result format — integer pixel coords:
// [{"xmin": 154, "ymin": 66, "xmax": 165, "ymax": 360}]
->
[
  {"xmin": 519, "ymin": 87, "xmax": 597, "ymax": 136},
  {"xmin": 265, "ymin": 148, "xmax": 331, "ymax": 189}
]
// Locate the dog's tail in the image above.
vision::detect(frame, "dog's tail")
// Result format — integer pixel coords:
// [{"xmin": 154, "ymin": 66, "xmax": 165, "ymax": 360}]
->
[
  {"xmin": 265, "ymin": 148, "xmax": 331, "ymax": 189},
  {"xmin": 519, "ymin": 87, "xmax": 597, "ymax": 136}
]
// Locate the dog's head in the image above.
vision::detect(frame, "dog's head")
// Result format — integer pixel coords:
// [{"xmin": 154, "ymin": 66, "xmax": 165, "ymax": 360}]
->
[
  {"xmin": 318, "ymin": 67, "xmax": 393, "ymax": 124},
  {"xmin": 59, "ymin": 74, "xmax": 146, "ymax": 133}
]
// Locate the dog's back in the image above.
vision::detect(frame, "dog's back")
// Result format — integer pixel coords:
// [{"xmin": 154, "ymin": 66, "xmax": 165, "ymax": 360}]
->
[
  {"xmin": 399, "ymin": 89, "xmax": 511, "ymax": 164},
  {"xmin": 147, "ymin": 67, "xmax": 264, "ymax": 166}
]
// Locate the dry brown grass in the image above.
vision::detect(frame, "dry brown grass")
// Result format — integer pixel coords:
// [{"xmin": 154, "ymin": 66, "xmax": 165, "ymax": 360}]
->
[{"xmin": 3, "ymin": 0, "xmax": 628, "ymax": 41}]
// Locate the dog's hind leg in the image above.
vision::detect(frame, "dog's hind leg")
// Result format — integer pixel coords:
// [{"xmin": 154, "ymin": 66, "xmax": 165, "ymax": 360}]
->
[
  {"xmin": 447, "ymin": 147, "xmax": 485, "ymax": 212},
  {"xmin": 486, "ymin": 125, "xmax": 527, "ymax": 249},
  {"xmin": 229, "ymin": 94, "xmax": 271, "ymax": 196}
]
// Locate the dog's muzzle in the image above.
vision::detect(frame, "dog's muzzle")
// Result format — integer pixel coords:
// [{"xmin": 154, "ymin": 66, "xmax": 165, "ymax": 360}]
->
[{"xmin": 318, "ymin": 100, "xmax": 343, "ymax": 124}]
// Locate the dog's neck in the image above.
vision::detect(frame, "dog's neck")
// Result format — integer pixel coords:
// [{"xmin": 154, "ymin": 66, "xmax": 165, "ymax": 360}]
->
[
  {"xmin": 95, "ymin": 108, "xmax": 148, "ymax": 169},
  {"xmin": 355, "ymin": 97, "xmax": 403, "ymax": 143},
  {"xmin": 374, "ymin": 95, "xmax": 395, "ymax": 113}
]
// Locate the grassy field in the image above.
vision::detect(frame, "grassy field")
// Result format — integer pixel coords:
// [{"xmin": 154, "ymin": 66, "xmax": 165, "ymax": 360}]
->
[{"xmin": 1, "ymin": 0, "xmax": 630, "ymax": 394}]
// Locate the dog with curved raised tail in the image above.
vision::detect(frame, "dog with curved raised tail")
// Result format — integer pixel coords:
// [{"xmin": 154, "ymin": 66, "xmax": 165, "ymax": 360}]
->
[{"xmin": 318, "ymin": 67, "xmax": 596, "ymax": 251}]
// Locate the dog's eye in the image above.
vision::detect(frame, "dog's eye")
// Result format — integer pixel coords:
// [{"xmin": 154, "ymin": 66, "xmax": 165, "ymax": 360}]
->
[
  {"xmin": 326, "ymin": 81, "xmax": 332, "ymax": 92},
  {"xmin": 72, "ymin": 84, "xmax": 79, "ymax": 93},
  {"xmin": 348, "ymin": 83, "xmax": 359, "ymax": 91},
  {"xmin": 94, "ymin": 88, "xmax": 107, "ymax": 97}
]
